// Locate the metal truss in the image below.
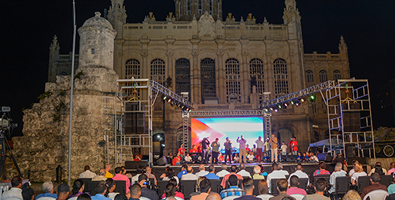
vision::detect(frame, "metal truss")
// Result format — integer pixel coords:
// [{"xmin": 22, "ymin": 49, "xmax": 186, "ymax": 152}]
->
[
  {"xmin": 261, "ymin": 80, "xmax": 337, "ymax": 108},
  {"xmin": 190, "ymin": 110, "xmax": 264, "ymax": 117},
  {"xmin": 263, "ymin": 92, "xmax": 272, "ymax": 138},
  {"xmin": 149, "ymin": 80, "xmax": 194, "ymax": 109}
]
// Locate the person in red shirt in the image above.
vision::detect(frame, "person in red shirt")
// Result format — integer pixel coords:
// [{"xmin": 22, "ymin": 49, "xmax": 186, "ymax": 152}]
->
[
  {"xmin": 133, "ymin": 154, "xmax": 141, "ymax": 161},
  {"xmin": 178, "ymin": 143, "xmax": 185, "ymax": 163},
  {"xmin": 218, "ymin": 153, "xmax": 224, "ymax": 162},
  {"xmin": 172, "ymin": 152, "xmax": 181, "ymax": 166},
  {"xmin": 190, "ymin": 145, "xmax": 197, "ymax": 153},
  {"xmin": 221, "ymin": 165, "xmax": 243, "ymax": 188},
  {"xmin": 289, "ymin": 136, "xmax": 298, "ymax": 155},
  {"xmin": 246, "ymin": 144, "xmax": 251, "ymax": 153}
]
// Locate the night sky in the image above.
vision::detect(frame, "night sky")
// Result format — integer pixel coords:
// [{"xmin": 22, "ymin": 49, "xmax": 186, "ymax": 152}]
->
[{"xmin": 1, "ymin": 0, "xmax": 395, "ymax": 136}]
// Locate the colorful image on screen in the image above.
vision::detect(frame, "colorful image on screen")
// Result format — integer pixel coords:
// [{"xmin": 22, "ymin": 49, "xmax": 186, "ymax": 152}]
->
[{"xmin": 191, "ymin": 117, "xmax": 264, "ymax": 152}]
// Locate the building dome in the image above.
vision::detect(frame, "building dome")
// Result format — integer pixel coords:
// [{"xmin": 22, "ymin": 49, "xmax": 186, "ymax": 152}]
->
[{"xmin": 82, "ymin": 12, "xmax": 113, "ymax": 30}]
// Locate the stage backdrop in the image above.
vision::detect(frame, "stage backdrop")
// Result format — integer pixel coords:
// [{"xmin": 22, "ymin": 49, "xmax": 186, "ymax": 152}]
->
[{"xmin": 191, "ymin": 117, "xmax": 264, "ymax": 152}]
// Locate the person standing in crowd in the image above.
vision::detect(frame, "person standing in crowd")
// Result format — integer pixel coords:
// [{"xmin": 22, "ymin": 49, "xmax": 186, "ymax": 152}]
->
[
  {"xmin": 201, "ymin": 138, "xmax": 210, "ymax": 164},
  {"xmin": 237, "ymin": 135, "xmax": 247, "ymax": 163},
  {"xmin": 281, "ymin": 142, "xmax": 287, "ymax": 156},
  {"xmin": 224, "ymin": 137, "xmax": 232, "ymax": 164},
  {"xmin": 256, "ymin": 136, "xmax": 264, "ymax": 163},
  {"xmin": 289, "ymin": 137, "xmax": 298, "ymax": 155},
  {"xmin": 265, "ymin": 138, "xmax": 271, "ymax": 157},
  {"xmin": 211, "ymin": 138, "xmax": 220, "ymax": 164},
  {"xmin": 178, "ymin": 143, "xmax": 185, "ymax": 164},
  {"xmin": 270, "ymin": 134, "xmax": 278, "ymax": 163}
]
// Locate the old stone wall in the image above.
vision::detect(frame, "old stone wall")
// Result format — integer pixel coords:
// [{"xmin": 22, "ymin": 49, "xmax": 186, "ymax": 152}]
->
[{"xmin": 8, "ymin": 76, "xmax": 116, "ymax": 182}]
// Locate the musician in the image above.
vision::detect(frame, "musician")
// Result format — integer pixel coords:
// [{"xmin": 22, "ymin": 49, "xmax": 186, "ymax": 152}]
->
[
  {"xmin": 237, "ymin": 135, "xmax": 247, "ymax": 163},
  {"xmin": 224, "ymin": 137, "xmax": 232, "ymax": 164},
  {"xmin": 201, "ymin": 137, "xmax": 210, "ymax": 164},
  {"xmin": 211, "ymin": 138, "xmax": 220, "ymax": 164},
  {"xmin": 270, "ymin": 134, "xmax": 278, "ymax": 162}
]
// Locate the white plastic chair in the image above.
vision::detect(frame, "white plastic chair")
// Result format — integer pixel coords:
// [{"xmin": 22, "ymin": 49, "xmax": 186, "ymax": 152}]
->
[
  {"xmin": 223, "ymin": 196, "xmax": 240, "ymax": 200},
  {"xmin": 256, "ymin": 194, "xmax": 274, "ymax": 200},
  {"xmin": 290, "ymin": 194, "xmax": 305, "ymax": 200},
  {"xmin": 362, "ymin": 190, "xmax": 389, "ymax": 200}
]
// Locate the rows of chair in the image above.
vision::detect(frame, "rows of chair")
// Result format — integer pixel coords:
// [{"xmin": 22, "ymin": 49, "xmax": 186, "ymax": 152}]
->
[{"xmin": 79, "ymin": 178, "xmax": 126, "ymax": 196}]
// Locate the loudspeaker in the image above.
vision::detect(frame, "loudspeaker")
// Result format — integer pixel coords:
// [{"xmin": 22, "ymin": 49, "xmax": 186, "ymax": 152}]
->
[
  {"xmin": 287, "ymin": 155, "xmax": 297, "ymax": 162},
  {"xmin": 346, "ymin": 157, "xmax": 366, "ymax": 165},
  {"xmin": 156, "ymin": 156, "xmax": 167, "ymax": 166},
  {"xmin": 325, "ymin": 154, "xmax": 333, "ymax": 162},
  {"xmin": 125, "ymin": 102, "xmax": 145, "ymax": 134}
]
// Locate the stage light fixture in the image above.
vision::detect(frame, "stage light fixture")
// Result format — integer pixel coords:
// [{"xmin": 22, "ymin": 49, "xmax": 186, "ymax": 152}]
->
[
  {"xmin": 167, "ymin": 98, "xmax": 172, "ymax": 103},
  {"xmin": 310, "ymin": 95, "xmax": 316, "ymax": 101},
  {"xmin": 269, "ymin": 107, "xmax": 274, "ymax": 111},
  {"xmin": 277, "ymin": 104, "xmax": 282, "ymax": 109},
  {"xmin": 290, "ymin": 100, "xmax": 295, "ymax": 105},
  {"xmin": 300, "ymin": 98, "xmax": 305, "ymax": 103},
  {"xmin": 274, "ymin": 108, "xmax": 279, "ymax": 112},
  {"xmin": 264, "ymin": 108, "xmax": 269, "ymax": 113},
  {"xmin": 163, "ymin": 96, "xmax": 167, "ymax": 100},
  {"xmin": 284, "ymin": 102, "xmax": 288, "ymax": 108}
]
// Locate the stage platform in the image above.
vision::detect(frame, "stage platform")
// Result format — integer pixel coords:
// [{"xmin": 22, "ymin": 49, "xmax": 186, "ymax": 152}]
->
[{"xmin": 151, "ymin": 162, "xmax": 337, "ymax": 181}]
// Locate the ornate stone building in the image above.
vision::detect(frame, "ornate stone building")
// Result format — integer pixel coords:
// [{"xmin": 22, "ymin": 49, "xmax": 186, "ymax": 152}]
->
[{"xmin": 48, "ymin": 0, "xmax": 350, "ymax": 155}]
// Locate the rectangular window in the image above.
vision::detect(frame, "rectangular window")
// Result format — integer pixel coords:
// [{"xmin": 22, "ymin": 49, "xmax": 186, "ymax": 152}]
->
[
  {"xmin": 186, "ymin": 0, "xmax": 191, "ymax": 15},
  {"xmin": 198, "ymin": 0, "xmax": 203, "ymax": 15}
]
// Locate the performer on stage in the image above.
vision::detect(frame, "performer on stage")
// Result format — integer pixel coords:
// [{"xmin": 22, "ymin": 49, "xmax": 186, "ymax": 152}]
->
[
  {"xmin": 269, "ymin": 134, "xmax": 278, "ymax": 162},
  {"xmin": 178, "ymin": 143, "xmax": 185, "ymax": 163},
  {"xmin": 224, "ymin": 137, "xmax": 232, "ymax": 164},
  {"xmin": 211, "ymin": 138, "xmax": 220, "ymax": 164},
  {"xmin": 256, "ymin": 136, "xmax": 264, "ymax": 162},
  {"xmin": 289, "ymin": 136, "xmax": 298, "ymax": 155},
  {"xmin": 237, "ymin": 135, "xmax": 247, "ymax": 163},
  {"xmin": 201, "ymin": 137, "xmax": 210, "ymax": 164}
]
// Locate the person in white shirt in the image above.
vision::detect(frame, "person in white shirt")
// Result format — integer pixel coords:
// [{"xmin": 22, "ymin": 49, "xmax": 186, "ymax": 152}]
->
[
  {"xmin": 267, "ymin": 162, "xmax": 286, "ymax": 193},
  {"xmin": 328, "ymin": 162, "xmax": 347, "ymax": 195},
  {"xmin": 278, "ymin": 163, "xmax": 289, "ymax": 176},
  {"xmin": 309, "ymin": 153, "xmax": 319, "ymax": 163},
  {"xmin": 237, "ymin": 164, "xmax": 251, "ymax": 177},
  {"xmin": 288, "ymin": 164, "xmax": 310, "ymax": 186},
  {"xmin": 351, "ymin": 163, "xmax": 367, "ymax": 185},
  {"xmin": 79, "ymin": 165, "xmax": 97, "ymax": 179},
  {"xmin": 216, "ymin": 164, "xmax": 230, "ymax": 178},
  {"xmin": 181, "ymin": 166, "xmax": 199, "ymax": 180},
  {"xmin": 2, "ymin": 176, "xmax": 23, "ymax": 200},
  {"xmin": 185, "ymin": 153, "xmax": 192, "ymax": 164},
  {"xmin": 195, "ymin": 165, "xmax": 209, "ymax": 177},
  {"xmin": 234, "ymin": 154, "xmax": 240, "ymax": 163},
  {"xmin": 281, "ymin": 141, "xmax": 287, "ymax": 155},
  {"xmin": 92, "ymin": 169, "xmax": 107, "ymax": 181},
  {"xmin": 247, "ymin": 152, "xmax": 255, "ymax": 163},
  {"xmin": 256, "ymin": 136, "xmax": 265, "ymax": 163}
]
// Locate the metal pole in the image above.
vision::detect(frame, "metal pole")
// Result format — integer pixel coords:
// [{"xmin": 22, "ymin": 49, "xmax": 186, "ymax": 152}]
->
[{"xmin": 68, "ymin": 0, "xmax": 77, "ymax": 185}]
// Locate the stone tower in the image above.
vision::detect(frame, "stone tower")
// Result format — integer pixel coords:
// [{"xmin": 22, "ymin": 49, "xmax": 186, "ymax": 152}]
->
[
  {"xmin": 48, "ymin": 36, "xmax": 60, "ymax": 82},
  {"xmin": 107, "ymin": 0, "xmax": 127, "ymax": 39},
  {"xmin": 174, "ymin": 0, "xmax": 223, "ymax": 21}
]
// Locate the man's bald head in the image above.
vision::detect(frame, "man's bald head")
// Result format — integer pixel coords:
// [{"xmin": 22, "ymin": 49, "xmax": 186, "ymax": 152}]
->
[
  {"xmin": 296, "ymin": 164, "xmax": 303, "ymax": 171},
  {"xmin": 205, "ymin": 192, "xmax": 221, "ymax": 200},
  {"xmin": 187, "ymin": 166, "xmax": 193, "ymax": 173},
  {"xmin": 199, "ymin": 165, "xmax": 205, "ymax": 171}
]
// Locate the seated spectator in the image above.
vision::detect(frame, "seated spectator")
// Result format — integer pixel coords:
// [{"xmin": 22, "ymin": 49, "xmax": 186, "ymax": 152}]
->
[
  {"xmin": 56, "ymin": 184, "xmax": 70, "ymax": 200},
  {"xmin": 267, "ymin": 163, "xmax": 286, "ymax": 193},
  {"xmin": 302, "ymin": 178, "xmax": 329, "ymax": 200},
  {"xmin": 36, "ymin": 181, "xmax": 57, "ymax": 200},
  {"xmin": 69, "ymin": 179, "xmax": 85, "ymax": 199},
  {"xmin": 253, "ymin": 166, "xmax": 265, "ymax": 180},
  {"xmin": 131, "ymin": 167, "xmax": 143, "ymax": 184},
  {"xmin": 220, "ymin": 175, "xmax": 244, "ymax": 199},
  {"xmin": 91, "ymin": 183, "xmax": 110, "ymax": 200},
  {"xmin": 113, "ymin": 194, "xmax": 126, "ymax": 200},
  {"xmin": 248, "ymin": 152, "xmax": 255, "ymax": 163},
  {"xmin": 302, "ymin": 152, "xmax": 308, "ymax": 162},
  {"xmin": 182, "ymin": 166, "xmax": 199, "ymax": 180},
  {"xmin": 234, "ymin": 154, "xmax": 240, "ymax": 163},
  {"xmin": 246, "ymin": 145, "xmax": 251, "ymax": 153},
  {"xmin": 388, "ymin": 162, "xmax": 395, "ymax": 176},
  {"xmin": 2, "ymin": 176, "xmax": 23, "ymax": 200},
  {"xmin": 328, "ymin": 162, "xmax": 347, "ymax": 196},
  {"xmin": 235, "ymin": 178, "xmax": 261, "ymax": 200},
  {"xmin": 216, "ymin": 165, "xmax": 230, "ymax": 178},
  {"xmin": 160, "ymin": 166, "xmax": 171, "ymax": 179},
  {"xmin": 313, "ymin": 161, "xmax": 330, "ymax": 176},
  {"xmin": 112, "ymin": 167, "xmax": 131, "ymax": 193},
  {"xmin": 369, "ymin": 162, "xmax": 386, "ymax": 176},
  {"xmin": 185, "ymin": 154, "xmax": 193, "ymax": 164},
  {"xmin": 144, "ymin": 166, "xmax": 157, "ymax": 185},
  {"xmin": 129, "ymin": 184, "xmax": 141, "ymax": 200},
  {"xmin": 349, "ymin": 160, "xmax": 359, "ymax": 177},
  {"xmin": 288, "ymin": 164, "xmax": 309, "ymax": 186},
  {"xmin": 388, "ymin": 174, "xmax": 395, "ymax": 194},
  {"xmin": 205, "ymin": 165, "xmax": 220, "ymax": 180},
  {"xmin": 195, "ymin": 165, "xmax": 209, "ymax": 177},
  {"xmin": 190, "ymin": 179, "xmax": 211, "ymax": 200},
  {"xmin": 190, "ymin": 177, "xmax": 208, "ymax": 198},
  {"xmin": 206, "ymin": 193, "xmax": 221, "ymax": 200},
  {"xmin": 309, "ymin": 153, "xmax": 319, "ymax": 163},
  {"xmin": 161, "ymin": 179, "xmax": 184, "ymax": 200},
  {"xmin": 352, "ymin": 163, "xmax": 367, "ymax": 185},
  {"xmin": 92, "ymin": 169, "xmax": 108, "ymax": 181},
  {"xmin": 221, "ymin": 165, "xmax": 244, "ymax": 189},
  {"xmin": 287, "ymin": 176, "xmax": 307, "ymax": 196},
  {"xmin": 278, "ymin": 163, "xmax": 289, "ymax": 176},
  {"xmin": 343, "ymin": 190, "xmax": 361, "ymax": 200},
  {"xmin": 257, "ymin": 180, "xmax": 272, "ymax": 199},
  {"xmin": 218, "ymin": 153, "xmax": 224, "ymax": 163},
  {"xmin": 163, "ymin": 168, "xmax": 179, "ymax": 184},
  {"xmin": 361, "ymin": 173, "xmax": 387, "ymax": 199},
  {"xmin": 22, "ymin": 183, "xmax": 34, "ymax": 200},
  {"xmin": 79, "ymin": 165, "xmax": 96, "ymax": 179},
  {"xmin": 77, "ymin": 194, "xmax": 91, "ymax": 200},
  {"xmin": 258, "ymin": 165, "xmax": 268, "ymax": 177},
  {"xmin": 269, "ymin": 178, "xmax": 295, "ymax": 200},
  {"xmin": 263, "ymin": 152, "xmax": 269, "ymax": 162},
  {"xmin": 238, "ymin": 164, "xmax": 251, "ymax": 177},
  {"xmin": 105, "ymin": 179, "xmax": 118, "ymax": 200},
  {"xmin": 177, "ymin": 164, "xmax": 188, "ymax": 179},
  {"xmin": 296, "ymin": 152, "xmax": 302, "ymax": 162},
  {"xmin": 252, "ymin": 144, "xmax": 257, "ymax": 155},
  {"xmin": 104, "ymin": 164, "xmax": 113, "ymax": 178},
  {"xmin": 172, "ymin": 153, "xmax": 181, "ymax": 166},
  {"xmin": 138, "ymin": 174, "xmax": 159, "ymax": 200}
]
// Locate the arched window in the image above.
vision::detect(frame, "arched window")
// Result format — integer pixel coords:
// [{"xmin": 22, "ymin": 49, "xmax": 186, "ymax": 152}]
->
[
  {"xmin": 58, "ymin": 72, "xmax": 68, "ymax": 76},
  {"xmin": 201, "ymin": 58, "xmax": 216, "ymax": 103},
  {"xmin": 125, "ymin": 59, "xmax": 140, "ymax": 79},
  {"xmin": 186, "ymin": 0, "xmax": 191, "ymax": 15},
  {"xmin": 250, "ymin": 58, "xmax": 264, "ymax": 103},
  {"xmin": 209, "ymin": 0, "xmax": 214, "ymax": 15},
  {"xmin": 333, "ymin": 70, "xmax": 341, "ymax": 81},
  {"xmin": 273, "ymin": 58, "xmax": 288, "ymax": 97},
  {"xmin": 175, "ymin": 58, "xmax": 191, "ymax": 96},
  {"xmin": 319, "ymin": 70, "xmax": 328, "ymax": 82},
  {"xmin": 150, "ymin": 59, "xmax": 165, "ymax": 84},
  {"xmin": 197, "ymin": 0, "xmax": 203, "ymax": 14},
  {"xmin": 305, "ymin": 70, "xmax": 314, "ymax": 83},
  {"xmin": 225, "ymin": 58, "xmax": 241, "ymax": 103}
]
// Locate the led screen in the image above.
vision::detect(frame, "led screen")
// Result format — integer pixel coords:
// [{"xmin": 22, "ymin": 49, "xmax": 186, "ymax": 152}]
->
[{"xmin": 191, "ymin": 117, "xmax": 264, "ymax": 152}]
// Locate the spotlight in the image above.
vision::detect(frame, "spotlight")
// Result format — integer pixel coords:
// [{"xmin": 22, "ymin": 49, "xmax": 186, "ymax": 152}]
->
[
  {"xmin": 277, "ymin": 104, "xmax": 282, "ymax": 109},
  {"xmin": 300, "ymin": 98, "xmax": 305, "ymax": 103},
  {"xmin": 163, "ymin": 96, "xmax": 167, "ymax": 100},
  {"xmin": 284, "ymin": 102, "xmax": 288, "ymax": 108},
  {"xmin": 269, "ymin": 107, "xmax": 274, "ymax": 111},
  {"xmin": 290, "ymin": 100, "xmax": 295, "ymax": 105},
  {"xmin": 274, "ymin": 108, "xmax": 278, "ymax": 112},
  {"xmin": 167, "ymin": 98, "xmax": 172, "ymax": 103},
  {"xmin": 189, "ymin": 109, "xmax": 192, "ymax": 113},
  {"xmin": 310, "ymin": 95, "xmax": 316, "ymax": 102},
  {"xmin": 264, "ymin": 108, "xmax": 269, "ymax": 113}
]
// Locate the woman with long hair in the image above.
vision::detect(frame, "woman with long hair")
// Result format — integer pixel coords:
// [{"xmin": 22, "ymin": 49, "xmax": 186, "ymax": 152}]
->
[
  {"xmin": 313, "ymin": 161, "xmax": 330, "ymax": 176},
  {"xmin": 352, "ymin": 163, "xmax": 367, "ymax": 185},
  {"xmin": 70, "ymin": 179, "xmax": 85, "ymax": 198},
  {"xmin": 105, "ymin": 178, "xmax": 119, "ymax": 200},
  {"xmin": 162, "ymin": 168, "xmax": 179, "ymax": 184}
]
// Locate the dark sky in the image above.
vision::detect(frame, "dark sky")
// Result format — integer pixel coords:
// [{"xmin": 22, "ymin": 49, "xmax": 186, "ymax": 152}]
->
[{"xmin": 1, "ymin": 0, "xmax": 395, "ymax": 136}]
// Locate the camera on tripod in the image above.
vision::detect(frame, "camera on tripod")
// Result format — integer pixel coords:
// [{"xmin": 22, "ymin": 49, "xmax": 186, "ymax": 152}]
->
[{"xmin": 0, "ymin": 106, "xmax": 17, "ymax": 139}]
